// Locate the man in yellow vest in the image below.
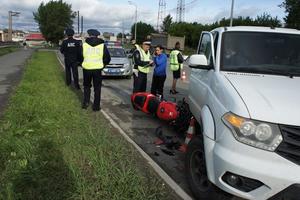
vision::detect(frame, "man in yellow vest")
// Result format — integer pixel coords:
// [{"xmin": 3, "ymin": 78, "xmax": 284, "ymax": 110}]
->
[
  {"xmin": 132, "ymin": 40, "xmax": 153, "ymax": 93},
  {"xmin": 80, "ymin": 29, "xmax": 111, "ymax": 111},
  {"xmin": 169, "ymin": 41, "xmax": 184, "ymax": 94}
]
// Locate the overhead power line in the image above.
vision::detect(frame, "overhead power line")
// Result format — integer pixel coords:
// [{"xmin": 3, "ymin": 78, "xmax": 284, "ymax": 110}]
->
[
  {"xmin": 157, "ymin": 0, "xmax": 166, "ymax": 32},
  {"xmin": 176, "ymin": 0, "xmax": 185, "ymax": 22}
]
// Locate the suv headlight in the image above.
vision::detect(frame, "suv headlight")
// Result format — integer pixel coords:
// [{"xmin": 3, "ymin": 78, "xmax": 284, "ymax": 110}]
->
[{"xmin": 222, "ymin": 113, "xmax": 283, "ymax": 151}]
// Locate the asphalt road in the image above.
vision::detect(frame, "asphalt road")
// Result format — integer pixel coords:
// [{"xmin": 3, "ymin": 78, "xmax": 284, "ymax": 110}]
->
[
  {"xmin": 0, "ymin": 48, "xmax": 34, "ymax": 116},
  {"xmin": 100, "ymin": 61, "xmax": 193, "ymax": 194}
]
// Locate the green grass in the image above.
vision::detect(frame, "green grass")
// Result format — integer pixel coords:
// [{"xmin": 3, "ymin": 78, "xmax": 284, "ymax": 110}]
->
[
  {"xmin": 0, "ymin": 52, "xmax": 174, "ymax": 200},
  {"xmin": 0, "ymin": 47, "xmax": 19, "ymax": 57}
]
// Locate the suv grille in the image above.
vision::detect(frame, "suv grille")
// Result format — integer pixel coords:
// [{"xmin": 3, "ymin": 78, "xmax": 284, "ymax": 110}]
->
[{"xmin": 276, "ymin": 125, "xmax": 300, "ymax": 165}]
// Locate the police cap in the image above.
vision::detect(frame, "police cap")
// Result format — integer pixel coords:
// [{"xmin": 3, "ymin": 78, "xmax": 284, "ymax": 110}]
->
[
  {"xmin": 65, "ymin": 28, "xmax": 74, "ymax": 36},
  {"xmin": 142, "ymin": 40, "xmax": 151, "ymax": 46},
  {"xmin": 87, "ymin": 29, "xmax": 100, "ymax": 37}
]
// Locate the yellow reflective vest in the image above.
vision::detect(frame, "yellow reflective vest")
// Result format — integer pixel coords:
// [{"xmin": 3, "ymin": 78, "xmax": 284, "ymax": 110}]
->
[
  {"xmin": 135, "ymin": 45, "xmax": 151, "ymax": 74},
  {"xmin": 170, "ymin": 50, "xmax": 183, "ymax": 71},
  {"xmin": 82, "ymin": 43, "xmax": 104, "ymax": 70}
]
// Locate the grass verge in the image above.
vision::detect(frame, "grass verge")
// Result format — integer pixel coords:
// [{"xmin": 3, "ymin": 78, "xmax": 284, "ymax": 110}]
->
[
  {"xmin": 0, "ymin": 51, "xmax": 174, "ymax": 200},
  {"xmin": 0, "ymin": 47, "xmax": 19, "ymax": 57}
]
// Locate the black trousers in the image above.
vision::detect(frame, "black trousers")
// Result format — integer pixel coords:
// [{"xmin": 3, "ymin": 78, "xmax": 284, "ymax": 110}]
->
[
  {"xmin": 83, "ymin": 69, "xmax": 102, "ymax": 109},
  {"xmin": 151, "ymin": 75, "xmax": 166, "ymax": 97},
  {"xmin": 65, "ymin": 61, "xmax": 79, "ymax": 87},
  {"xmin": 133, "ymin": 71, "xmax": 147, "ymax": 93}
]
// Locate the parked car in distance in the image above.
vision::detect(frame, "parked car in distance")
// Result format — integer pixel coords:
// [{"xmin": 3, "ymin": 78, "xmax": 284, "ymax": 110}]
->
[{"xmin": 103, "ymin": 45, "xmax": 133, "ymax": 78}]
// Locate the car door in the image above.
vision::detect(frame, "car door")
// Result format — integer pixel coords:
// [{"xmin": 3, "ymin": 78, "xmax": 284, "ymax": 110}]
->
[{"xmin": 188, "ymin": 32, "xmax": 216, "ymax": 122}]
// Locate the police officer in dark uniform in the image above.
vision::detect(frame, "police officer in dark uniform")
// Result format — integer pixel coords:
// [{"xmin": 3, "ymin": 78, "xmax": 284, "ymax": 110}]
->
[
  {"xmin": 79, "ymin": 29, "xmax": 111, "ymax": 111},
  {"xmin": 60, "ymin": 28, "xmax": 81, "ymax": 89}
]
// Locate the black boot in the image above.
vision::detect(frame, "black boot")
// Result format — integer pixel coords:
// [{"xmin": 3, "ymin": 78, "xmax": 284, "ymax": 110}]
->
[
  {"xmin": 75, "ymin": 85, "xmax": 81, "ymax": 90},
  {"xmin": 82, "ymin": 102, "xmax": 89, "ymax": 109},
  {"xmin": 92, "ymin": 105, "xmax": 101, "ymax": 112}
]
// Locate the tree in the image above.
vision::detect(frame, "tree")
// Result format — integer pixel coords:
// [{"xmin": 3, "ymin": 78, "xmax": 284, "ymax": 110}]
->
[
  {"xmin": 254, "ymin": 13, "xmax": 281, "ymax": 27},
  {"xmin": 117, "ymin": 32, "xmax": 124, "ymax": 39},
  {"xmin": 168, "ymin": 13, "xmax": 281, "ymax": 49},
  {"xmin": 131, "ymin": 22, "xmax": 155, "ymax": 44},
  {"xmin": 33, "ymin": 0, "xmax": 75, "ymax": 44},
  {"xmin": 161, "ymin": 14, "xmax": 173, "ymax": 33},
  {"xmin": 280, "ymin": 0, "xmax": 300, "ymax": 29}
]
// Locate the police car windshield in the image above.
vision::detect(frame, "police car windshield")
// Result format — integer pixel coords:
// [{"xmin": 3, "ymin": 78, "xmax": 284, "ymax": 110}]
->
[
  {"xmin": 108, "ymin": 47, "xmax": 126, "ymax": 58},
  {"xmin": 221, "ymin": 31, "xmax": 300, "ymax": 77}
]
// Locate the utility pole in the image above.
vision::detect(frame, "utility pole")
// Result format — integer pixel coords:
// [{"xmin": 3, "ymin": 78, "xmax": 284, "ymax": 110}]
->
[
  {"xmin": 176, "ymin": 0, "xmax": 185, "ymax": 22},
  {"xmin": 128, "ymin": 1, "xmax": 137, "ymax": 43},
  {"xmin": 77, "ymin": 11, "xmax": 80, "ymax": 34},
  {"xmin": 157, "ymin": 0, "xmax": 166, "ymax": 32},
  {"xmin": 230, "ymin": 0, "xmax": 235, "ymax": 27},
  {"xmin": 8, "ymin": 11, "xmax": 20, "ymax": 41},
  {"xmin": 122, "ymin": 21, "xmax": 125, "ymax": 45},
  {"xmin": 81, "ymin": 16, "xmax": 83, "ymax": 35}
]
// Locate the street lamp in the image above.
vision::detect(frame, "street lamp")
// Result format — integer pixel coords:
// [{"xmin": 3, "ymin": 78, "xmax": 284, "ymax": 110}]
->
[
  {"xmin": 8, "ymin": 11, "xmax": 20, "ymax": 41},
  {"xmin": 128, "ymin": 1, "xmax": 137, "ymax": 43},
  {"xmin": 230, "ymin": 0, "xmax": 235, "ymax": 27}
]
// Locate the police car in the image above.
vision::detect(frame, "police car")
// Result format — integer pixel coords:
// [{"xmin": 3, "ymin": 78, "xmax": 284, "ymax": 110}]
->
[{"xmin": 102, "ymin": 42, "xmax": 133, "ymax": 78}]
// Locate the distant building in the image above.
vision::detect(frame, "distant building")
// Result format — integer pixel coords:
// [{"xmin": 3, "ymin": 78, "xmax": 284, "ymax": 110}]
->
[
  {"xmin": 25, "ymin": 33, "xmax": 46, "ymax": 47},
  {"xmin": 12, "ymin": 30, "xmax": 26, "ymax": 42},
  {"xmin": 102, "ymin": 32, "xmax": 114, "ymax": 41},
  {"xmin": 0, "ymin": 30, "xmax": 9, "ymax": 42},
  {"xmin": 0, "ymin": 29, "xmax": 26, "ymax": 42}
]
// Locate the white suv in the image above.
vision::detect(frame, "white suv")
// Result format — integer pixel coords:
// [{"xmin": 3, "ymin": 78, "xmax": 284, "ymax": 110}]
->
[{"xmin": 186, "ymin": 26, "xmax": 300, "ymax": 200}]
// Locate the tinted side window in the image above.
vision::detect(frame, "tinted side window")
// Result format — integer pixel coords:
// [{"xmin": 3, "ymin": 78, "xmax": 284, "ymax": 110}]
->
[{"xmin": 198, "ymin": 33, "xmax": 213, "ymax": 66}]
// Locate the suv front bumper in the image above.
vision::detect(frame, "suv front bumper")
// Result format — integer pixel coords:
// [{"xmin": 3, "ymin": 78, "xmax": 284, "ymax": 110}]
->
[{"xmin": 205, "ymin": 126, "xmax": 300, "ymax": 200}]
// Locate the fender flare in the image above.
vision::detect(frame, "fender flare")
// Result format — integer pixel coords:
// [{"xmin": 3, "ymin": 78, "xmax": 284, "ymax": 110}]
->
[{"xmin": 200, "ymin": 105, "xmax": 215, "ymax": 140}]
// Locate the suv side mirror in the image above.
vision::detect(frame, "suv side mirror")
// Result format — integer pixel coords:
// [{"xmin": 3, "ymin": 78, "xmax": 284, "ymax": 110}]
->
[{"xmin": 188, "ymin": 54, "xmax": 212, "ymax": 70}]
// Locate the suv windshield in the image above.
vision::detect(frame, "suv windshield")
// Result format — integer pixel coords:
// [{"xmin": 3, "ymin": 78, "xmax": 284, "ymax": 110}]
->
[
  {"xmin": 221, "ymin": 31, "xmax": 300, "ymax": 77},
  {"xmin": 108, "ymin": 48, "xmax": 126, "ymax": 58}
]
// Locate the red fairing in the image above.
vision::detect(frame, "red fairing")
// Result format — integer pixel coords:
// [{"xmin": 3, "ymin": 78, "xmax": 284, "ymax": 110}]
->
[
  {"xmin": 156, "ymin": 102, "xmax": 178, "ymax": 121},
  {"xmin": 131, "ymin": 92, "xmax": 158, "ymax": 114},
  {"xmin": 131, "ymin": 92, "xmax": 179, "ymax": 121}
]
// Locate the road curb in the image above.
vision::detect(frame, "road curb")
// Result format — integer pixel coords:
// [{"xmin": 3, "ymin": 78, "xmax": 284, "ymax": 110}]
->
[{"xmin": 55, "ymin": 51, "xmax": 193, "ymax": 200}]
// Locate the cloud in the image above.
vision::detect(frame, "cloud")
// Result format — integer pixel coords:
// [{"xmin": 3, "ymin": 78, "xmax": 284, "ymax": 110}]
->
[
  {"xmin": 0, "ymin": 0, "xmax": 158, "ymax": 33},
  {"xmin": 0, "ymin": 0, "xmax": 285, "ymax": 33},
  {"xmin": 211, "ymin": 6, "xmax": 261, "ymax": 23}
]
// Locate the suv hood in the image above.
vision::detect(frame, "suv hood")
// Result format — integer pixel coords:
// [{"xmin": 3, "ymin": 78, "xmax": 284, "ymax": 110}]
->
[{"xmin": 224, "ymin": 72, "xmax": 300, "ymax": 126}]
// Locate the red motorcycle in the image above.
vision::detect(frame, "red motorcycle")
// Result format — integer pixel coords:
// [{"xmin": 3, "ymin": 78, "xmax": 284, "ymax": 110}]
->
[{"xmin": 131, "ymin": 92, "xmax": 192, "ymax": 133}]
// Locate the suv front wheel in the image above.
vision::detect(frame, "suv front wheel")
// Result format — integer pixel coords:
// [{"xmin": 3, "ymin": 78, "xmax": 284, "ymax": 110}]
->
[{"xmin": 185, "ymin": 136, "xmax": 232, "ymax": 200}]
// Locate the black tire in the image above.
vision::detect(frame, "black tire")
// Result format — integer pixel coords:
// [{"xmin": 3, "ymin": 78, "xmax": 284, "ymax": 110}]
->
[
  {"xmin": 126, "ymin": 75, "xmax": 132, "ymax": 79},
  {"xmin": 185, "ymin": 136, "xmax": 232, "ymax": 200},
  {"xmin": 174, "ymin": 100, "xmax": 192, "ymax": 134}
]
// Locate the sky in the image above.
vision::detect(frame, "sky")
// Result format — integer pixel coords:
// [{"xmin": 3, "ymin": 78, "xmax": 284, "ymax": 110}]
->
[{"xmin": 0, "ymin": 0, "xmax": 286, "ymax": 34}]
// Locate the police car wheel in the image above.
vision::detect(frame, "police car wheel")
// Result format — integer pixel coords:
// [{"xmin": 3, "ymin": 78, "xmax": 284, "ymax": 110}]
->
[{"xmin": 186, "ymin": 136, "xmax": 232, "ymax": 200}]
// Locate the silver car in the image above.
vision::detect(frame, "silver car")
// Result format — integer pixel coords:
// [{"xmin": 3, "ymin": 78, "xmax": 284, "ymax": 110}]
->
[{"xmin": 103, "ymin": 46, "xmax": 132, "ymax": 78}]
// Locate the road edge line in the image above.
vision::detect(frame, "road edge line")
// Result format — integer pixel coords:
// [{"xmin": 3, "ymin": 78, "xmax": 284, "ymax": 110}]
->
[{"xmin": 55, "ymin": 51, "xmax": 193, "ymax": 200}]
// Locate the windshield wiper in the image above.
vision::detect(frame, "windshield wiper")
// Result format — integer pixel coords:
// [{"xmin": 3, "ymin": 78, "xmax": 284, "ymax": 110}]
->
[{"xmin": 223, "ymin": 66, "xmax": 300, "ymax": 78}]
